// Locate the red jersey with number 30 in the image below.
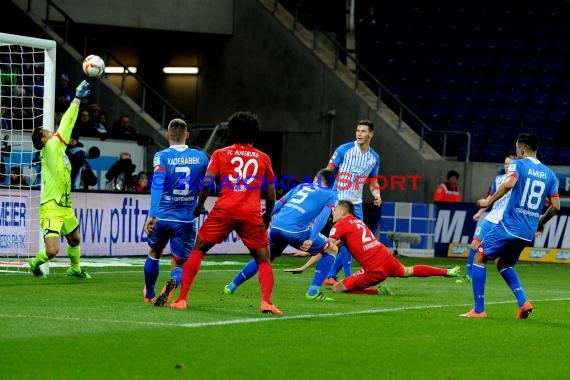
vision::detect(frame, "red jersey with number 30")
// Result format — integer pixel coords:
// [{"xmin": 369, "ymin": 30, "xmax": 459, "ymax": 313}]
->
[
  {"xmin": 329, "ymin": 215, "xmax": 390, "ymax": 271},
  {"xmin": 207, "ymin": 144, "xmax": 274, "ymax": 216}
]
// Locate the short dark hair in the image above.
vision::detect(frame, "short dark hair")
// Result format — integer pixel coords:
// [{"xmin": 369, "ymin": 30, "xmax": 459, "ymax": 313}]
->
[
  {"xmin": 357, "ymin": 119, "xmax": 374, "ymax": 132},
  {"xmin": 336, "ymin": 199, "xmax": 355, "ymax": 215},
  {"xmin": 31, "ymin": 127, "xmax": 44, "ymax": 150},
  {"xmin": 446, "ymin": 170, "xmax": 460, "ymax": 180},
  {"xmin": 516, "ymin": 133, "xmax": 539, "ymax": 152},
  {"xmin": 227, "ymin": 111, "xmax": 260, "ymax": 144},
  {"xmin": 168, "ymin": 118, "xmax": 187, "ymax": 141},
  {"xmin": 316, "ymin": 168, "xmax": 335, "ymax": 188}
]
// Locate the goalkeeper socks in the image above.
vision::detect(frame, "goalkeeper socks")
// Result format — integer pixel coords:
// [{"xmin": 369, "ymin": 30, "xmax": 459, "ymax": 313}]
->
[
  {"xmin": 171, "ymin": 266, "xmax": 183, "ymax": 288},
  {"xmin": 499, "ymin": 266, "xmax": 527, "ymax": 307},
  {"xmin": 228, "ymin": 259, "xmax": 259, "ymax": 292},
  {"xmin": 32, "ymin": 249, "xmax": 49, "ymax": 267},
  {"xmin": 257, "ymin": 261, "xmax": 274, "ymax": 303},
  {"xmin": 177, "ymin": 250, "xmax": 204, "ymax": 302},
  {"xmin": 411, "ymin": 265, "xmax": 448, "ymax": 277},
  {"xmin": 466, "ymin": 247, "xmax": 477, "ymax": 278},
  {"xmin": 67, "ymin": 244, "xmax": 81, "ymax": 269},
  {"xmin": 144, "ymin": 256, "xmax": 160, "ymax": 297},
  {"xmin": 308, "ymin": 253, "xmax": 335, "ymax": 296},
  {"xmin": 472, "ymin": 263, "xmax": 487, "ymax": 313}
]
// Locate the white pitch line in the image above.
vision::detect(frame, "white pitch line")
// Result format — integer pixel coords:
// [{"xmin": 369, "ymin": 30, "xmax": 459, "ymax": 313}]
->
[{"xmin": 1, "ymin": 298, "xmax": 569, "ymax": 329}]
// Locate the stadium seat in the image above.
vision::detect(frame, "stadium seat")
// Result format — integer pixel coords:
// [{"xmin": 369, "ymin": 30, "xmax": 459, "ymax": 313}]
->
[
  {"xmin": 522, "ymin": 109, "xmax": 547, "ymax": 127},
  {"xmin": 557, "ymin": 147, "xmax": 570, "ymax": 165},
  {"xmin": 538, "ymin": 145, "xmax": 558, "ymax": 165},
  {"xmin": 512, "ymin": 74, "xmax": 537, "ymax": 90},
  {"xmin": 536, "ymin": 74, "xmax": 560, "ymax": 90},
  {"xmin": 547, "ymin": 110, "xmax": 567, "ymax": 127},
  {"xmin": 530, "ymin": 92, "xmax": 552, "ymax": 109},
  {"xmin": 497, "ymin": 107, "xmax": 523, "ymax": 126},
  {"xmin": 482, "ymin": 143, "xmax": 509, "ymax": 162},
  {"xmin": 504, "ymin": 91, "xmax": 529, "ymax": 107}
]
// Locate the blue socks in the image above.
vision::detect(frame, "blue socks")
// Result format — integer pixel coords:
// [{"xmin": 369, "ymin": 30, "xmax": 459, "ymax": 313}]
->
[
  {"xmin": 171, "ymin": 266, "xmax": 183, "ymax": 287},
  {"xmin": 327, "ymin": 247, "xmax": 351, "ymax": 279},
  {"xmin": 144, "ymin": 256, "xmax": 160, "ymax": 298},
  {"xmin": 227, "ymin": 259, "xmax": 259, "ymax": 292},
  {"xmin": 466, "ymin": 247, "xmax": 476, "ymax": 278},
  {"xmin": 471, "ymin": 263, "xmax": 487, "ymax": 313},
  {"xmin": 500, "ymin": 266, "xmax": 527, "ymax": 307},
  {"xmin": 308, "ymin": 253, "xmax": 335, "ymax": 296}
]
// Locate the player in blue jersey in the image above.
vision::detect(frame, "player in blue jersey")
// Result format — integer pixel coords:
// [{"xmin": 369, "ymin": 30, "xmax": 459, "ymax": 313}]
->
[
  {"xmin": 461, "ymin": 134, "xmax": 560, "ymax": 319},
  {"xmin": 323, "ymin": 120, "xmax": 382, "ymax": 286},
  {"xmin": 223, "ymin": 168, "xmax": 340, "ymax": 300},
  {"xmin": 456, "ymin": 155, "xmax": 516, "ymax": 284},
  {"xmin": 143, "ymin": 118, "xmax": 209, "ymax": 307}
]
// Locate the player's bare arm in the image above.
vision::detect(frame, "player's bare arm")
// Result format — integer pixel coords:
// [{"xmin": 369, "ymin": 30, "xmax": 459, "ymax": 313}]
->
[
  {"xmin": 477, "ymin": 176, "xmax": 517, "ymax": 208},
  {"xmin": 263, "ymin": 182, "xmax": 276, "ymax": 229},
  {"xmin": 536, "ymin": 195, "xmax": 561, "ymax": 235},
  {"xmin": 144, "ymin": 217, "xmax": 156, "ymax": 234},
  {"xmin": 370, "ymin": 178, "xmax": 382, "ymax": 206},
  {"xmin": 194, "ymin": 170, "xmax": 215, "ymax": 216}
]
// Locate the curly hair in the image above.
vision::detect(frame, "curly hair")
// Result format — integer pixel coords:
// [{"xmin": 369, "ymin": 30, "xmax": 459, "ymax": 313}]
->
[{"xmin": 227, "ymin": 111, "xmax": 260, "ymax": 144}]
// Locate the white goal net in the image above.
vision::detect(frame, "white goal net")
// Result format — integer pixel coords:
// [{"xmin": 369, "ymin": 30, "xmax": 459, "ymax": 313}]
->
[{"xmin": 0, "ymin": 32, "xmax": 55, "ymax": 273}]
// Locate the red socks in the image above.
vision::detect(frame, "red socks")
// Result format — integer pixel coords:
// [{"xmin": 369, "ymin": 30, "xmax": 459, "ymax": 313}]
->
[
  {"xmin": 412, "ymin": 265, "xmax": 448, "ymax": 277},
  {"xmin": 177, "ymin": 250, "xmax": 204, "ymax": 301},
  {"xmin": 257, "ymin": 261, "xmax": 274, "ymax": 303}
]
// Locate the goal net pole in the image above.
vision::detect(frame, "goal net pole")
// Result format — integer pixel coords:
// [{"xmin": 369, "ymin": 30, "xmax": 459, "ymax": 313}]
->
[{"xmin": 0, "ymin": 32, "xmax": 56, "ymax": 274}]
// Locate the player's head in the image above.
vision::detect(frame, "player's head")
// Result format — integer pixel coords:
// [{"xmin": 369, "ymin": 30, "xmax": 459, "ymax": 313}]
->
[
  {"xmin": 516, "ymin": 133, "xmax": 539, "ymax": 158},
  {"xmin": 314, "ymin": 168, "xmax": 335, "ymax": 188},
  {"xmin": 333, "ymin": 199, "xmax": 355, "ymax": 222},
  {"xmin": 167, "ymin": 118, "xmax": 188, "ymax": 144},
  {"xmin": 355, "ymin": 119, "xmax": 374, "ymax": 146},
  {"xmin": 31, "ymin": 126, "xmax": 54, "ymax": 150},
  {"xmin": 502, "ymin": 155, "xmax": 516, "ymax": 173},
  {"xmin": 227, "ymin": 111, "xmax": 260, "ymax": 144}
]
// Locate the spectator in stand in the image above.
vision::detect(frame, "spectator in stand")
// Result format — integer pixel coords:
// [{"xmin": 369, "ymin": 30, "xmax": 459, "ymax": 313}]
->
[
  {"xmin": 79, "ymin": 104, "xmax": 108, "ymax": 139},
  {"xmin": 134, "ymin": 171, "xmax": 149, "ymax": 193},
  {"xmin": 9, "ymin": 166, "xmax": 23, "ymax": 188},
  {"xmin": 74, "ymin": 109, "xmax": 93, "ymax": 138},
  {"xmin": 433, "ymin": 170, "xmax": 462, "ymax": 202},
  {"xmin": 105, "ymin": 151, "xmax": 136, "ymax": 191},
  {"xmin": 54, "ymin": 72, "xmax": 74, "ymax": 107},
  {"xmin": 110, "ymin": 114, "xmax": 139, "ymax": 140},
  {"xmin": 54, "ymin": 90, "xmax": 68, "ymax": 114}
]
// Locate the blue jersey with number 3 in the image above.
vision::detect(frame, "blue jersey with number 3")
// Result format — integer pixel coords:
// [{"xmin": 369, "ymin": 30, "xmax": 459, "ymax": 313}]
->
[
  {"xmin": 500, "ymin": 157, "xmax": 558, "ymax": 241},
  {"xmin": 150, "ymin": 145, "xmax": 209, "ymax": 221}
]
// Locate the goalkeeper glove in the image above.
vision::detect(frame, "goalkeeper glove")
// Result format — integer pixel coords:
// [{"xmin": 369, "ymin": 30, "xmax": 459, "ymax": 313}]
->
[{"xmin": 75, "ymin": 80, "xmax": 91, "ymax": 99}]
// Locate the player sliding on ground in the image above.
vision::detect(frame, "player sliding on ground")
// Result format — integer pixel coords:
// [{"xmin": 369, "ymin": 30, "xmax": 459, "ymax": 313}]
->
[{"xmin": 328, "ymin": 200, "xmax": 461, "ymax": 295}]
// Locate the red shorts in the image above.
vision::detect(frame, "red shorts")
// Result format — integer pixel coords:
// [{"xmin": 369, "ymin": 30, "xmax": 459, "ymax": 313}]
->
[
  {"xmin": 342, "ymin": 254, "xmax": 405, "ymax": 291},
  {"xmin": 197, "ymin": 208, "xmax": 269, "ymax": 250}
]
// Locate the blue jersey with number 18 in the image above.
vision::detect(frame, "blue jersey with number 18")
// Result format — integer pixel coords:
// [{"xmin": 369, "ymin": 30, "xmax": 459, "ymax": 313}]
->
[
  {"xmin": 150, "ymin": 145, "xmax": 209, "ymax": 222},
  {"xmin": 500, "ymin": 157, "xmax": 558, "ymax": 241}
]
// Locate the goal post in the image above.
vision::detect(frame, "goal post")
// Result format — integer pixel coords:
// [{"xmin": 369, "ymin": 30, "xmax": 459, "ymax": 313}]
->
[{"xmin": 0, "ymin": 32, "xmax": 56, "ymax": 273}]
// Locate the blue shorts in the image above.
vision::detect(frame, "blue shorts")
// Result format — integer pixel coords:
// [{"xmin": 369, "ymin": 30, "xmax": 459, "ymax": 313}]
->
[
  {"xmin": 478, "ymin": 223, "xmax": 531, "ymax": 263},
  {"xmin": 147, "ymin": 219, "xmax": 197, "ymax": 260},
  {"xmin": 473, "ymin": 219, "xmax": 498, "ymax": 242},
  {"xmin": 269, "ymin": 227, "xmax": 328, "ymax": 255}
]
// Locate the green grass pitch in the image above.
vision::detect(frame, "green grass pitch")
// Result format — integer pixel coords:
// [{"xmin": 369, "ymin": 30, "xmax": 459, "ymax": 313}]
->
[{"xmin": 1, "ymin": 255, "xmax": 569, "ymax": 379}]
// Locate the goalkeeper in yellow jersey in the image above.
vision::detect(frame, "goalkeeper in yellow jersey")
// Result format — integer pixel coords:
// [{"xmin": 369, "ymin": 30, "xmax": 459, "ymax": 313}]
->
[{"xmin": 28, "ymin": 80, "xmax": 92, "ymax": 279}]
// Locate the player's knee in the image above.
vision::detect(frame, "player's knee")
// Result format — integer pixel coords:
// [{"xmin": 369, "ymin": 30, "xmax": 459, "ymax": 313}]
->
[{"xmin": 470, "ymin": 240, "xmax": 480, "ymax": 249}]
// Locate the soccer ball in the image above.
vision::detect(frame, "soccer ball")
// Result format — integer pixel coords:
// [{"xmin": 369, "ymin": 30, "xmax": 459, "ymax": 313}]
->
[{"xmin": 82, "ymin": 55, "xmax": 105, "ymax": 79}]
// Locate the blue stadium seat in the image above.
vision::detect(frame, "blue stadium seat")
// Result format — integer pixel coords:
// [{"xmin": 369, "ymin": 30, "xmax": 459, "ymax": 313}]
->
[
  {"xmin": 512, "ymin": 74, "xmax": 537, "ymax": 90},
  {"xmin": 464, "ymin": 72, "xmax": 488, "ymax": 88},
  {"xmin": 518, "ymin": 56, "xmax": 542, "ymax": 73},
  {"xmin": 557, "ymin": 147, "xmax": 570, "ymax": 165},
  {"xmin": 538, "ymin": 145, "xmax": 558, "ymax": 165},
  {"xmin": 530, "ymin": 92, "xmax": 552, "ymax": 109},
  {"xmin": 480, "ymin": 89, "xmax": 505, "ymax": 105},
  {"xmin": 457, "ymin": 88, "xmax": 481, "ymax": 105},
  {"xmin": 497, "ymin": 107, "xmax": 523, "ymax": 126},
  {"xmin": 474, "ymin": 106, "xmax": 498, "ymax": 123},
  {"xmin": 538, "ymin": 127, "xmax": 560, "ymax": 146},
  {"xmin": 504, "ymin": 91, "xmax": 529, "ymax": 107},
  {"xmin": 492, "ymin": 125, "xmax": 518, "ymax": 143},
  {"xmin": 468, "ymin": 123, "xmax": 490, "ymax": 142},
  {"xmin": 547, "ymin": 110, "xmax": 567, "ymax": 127},
  {"xmin": 553, "ymin": 92, "xmax": 570, "ymax": 108},
  {"xmin": 433, "ymin": 87, "xmax": 456, "ymax": 104},
  {"xmin": 536, "ymin": 74, "xmax": 560, "ymax": 90},
  {"xmin": 488, "ymin": 73, "xmax": 511, "ymax": 89},
  {"xmin": 522, "ymin": 109, "xmax": 547, "ymax": 127},
  {"xmin": 482, "ymin": 143, "xmax": 509, "ymax": 162}
]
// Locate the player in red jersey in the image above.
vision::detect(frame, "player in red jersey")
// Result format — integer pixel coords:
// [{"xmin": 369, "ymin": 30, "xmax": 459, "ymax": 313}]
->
[
  {"xmin": 328, "ymin": 200, "xmax": 461, "ymax": 295},
  {"xmin": 170, "ymin": 111, "xmax": 281, "ymax": 314}
]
